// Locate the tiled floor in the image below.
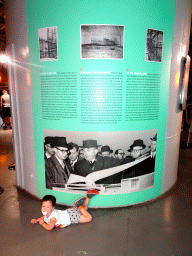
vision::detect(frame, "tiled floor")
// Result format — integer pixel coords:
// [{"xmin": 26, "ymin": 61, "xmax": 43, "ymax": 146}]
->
[{"xmin": 0, "ymin": 129, "xmax": 192, "ymax": 256}]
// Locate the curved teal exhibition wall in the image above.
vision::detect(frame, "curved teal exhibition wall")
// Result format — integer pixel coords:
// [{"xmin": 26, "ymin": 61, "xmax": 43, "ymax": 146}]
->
[{"xmin": 5, "ymin": 0, "xmax": 192, "ymax": 207}]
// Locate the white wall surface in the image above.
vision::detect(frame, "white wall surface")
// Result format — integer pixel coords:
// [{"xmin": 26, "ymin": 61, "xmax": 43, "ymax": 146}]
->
[
  {"xmin": 4, "ymin": 0, "xmax": 37, "ymax": 195},
  {"xmin": 162, "ymin": 0, "xmax": 192, "ymax": 194}
]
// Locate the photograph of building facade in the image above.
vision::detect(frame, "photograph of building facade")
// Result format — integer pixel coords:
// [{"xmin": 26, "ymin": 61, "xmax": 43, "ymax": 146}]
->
[{"xmin": 38, "ymin": 26, "xmax": 58, "ymax": 60}]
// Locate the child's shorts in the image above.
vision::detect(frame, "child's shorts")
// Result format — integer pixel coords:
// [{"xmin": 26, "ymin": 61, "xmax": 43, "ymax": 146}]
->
[{"xmin": 67, "ymin": 207, "xmax": 81, "ymax": 224}]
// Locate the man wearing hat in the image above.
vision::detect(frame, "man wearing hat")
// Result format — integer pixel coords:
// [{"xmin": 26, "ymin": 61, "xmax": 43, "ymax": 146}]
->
[
  {"xmin": 149, "ymin": 134, "xmax": 157, "ymax": 159},
  {"xmin": 121, "ymin": 139, "xmax": 147, "ymax": 178},
  {"xmin": 74, "ymin": 140, "xmax": 121, "ymax": 184},
  {"xmin": 45, "ymin": 137, "xmax": 73, "ymax": 189},
  {"xmin": 128, "ymin": 139, "xmax": 146, "ymax": 160},
  {"xmin": 144, "ymin": 133, "xmax": 157, "ymax": 174},
  {"xmin": 99, "ymin": 145, "xmax": 113, "ymax": 157},
  {"xmin": 44, "ymin": 136, "xmax": 55, "ymax": 159}
]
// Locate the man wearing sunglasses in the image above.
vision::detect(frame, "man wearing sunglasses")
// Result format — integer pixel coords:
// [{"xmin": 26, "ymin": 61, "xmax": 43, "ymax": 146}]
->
[{"xmin": 45, "ymin": 137, "xmax": 73, "ymax": 189}]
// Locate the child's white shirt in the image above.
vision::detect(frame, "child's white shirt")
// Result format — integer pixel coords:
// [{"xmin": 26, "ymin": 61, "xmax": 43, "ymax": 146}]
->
[{"xmin": 44, "ymin": 209, "xmax": 71, "ymax": 228}]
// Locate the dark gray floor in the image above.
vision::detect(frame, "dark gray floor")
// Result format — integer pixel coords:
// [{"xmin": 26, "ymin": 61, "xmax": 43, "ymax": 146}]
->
[{"xmin": 0, "ymin": 129, "xmax": 192, "ymax": 256}]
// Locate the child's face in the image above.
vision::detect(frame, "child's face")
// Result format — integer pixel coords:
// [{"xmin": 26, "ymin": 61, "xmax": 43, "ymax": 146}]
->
[{"xmin": 41, "ymin": 200, "xmax": 54, "ymax": 217}]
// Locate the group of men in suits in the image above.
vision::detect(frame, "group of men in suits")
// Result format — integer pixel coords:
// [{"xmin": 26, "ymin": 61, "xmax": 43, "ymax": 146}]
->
[
  {"xmin": 44, "ymin": 134, "xmax": 157, "ymax": 189},
  {"xmin": 44, "ymin": 137, "xmax": 121, "ymax": 189}
]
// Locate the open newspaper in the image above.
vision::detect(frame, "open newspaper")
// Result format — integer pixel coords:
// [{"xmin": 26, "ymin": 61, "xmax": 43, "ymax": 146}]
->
[
  {"xmin": 66, "ymin": 154, "xmax": 152, "ymax": 187},
  {"xmin": 52, "ymin": 154, "xmax": 154, "ymax": 194}
]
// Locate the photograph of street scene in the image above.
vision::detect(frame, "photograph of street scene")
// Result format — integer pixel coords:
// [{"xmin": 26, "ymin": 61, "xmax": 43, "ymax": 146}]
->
[
  {"xmin": 81, "ymin": 25, "xmax": 124, "ymax": 59},
  {"xmin": 43, "ymin": 129, "xmax": 157, "ymax": 195}
]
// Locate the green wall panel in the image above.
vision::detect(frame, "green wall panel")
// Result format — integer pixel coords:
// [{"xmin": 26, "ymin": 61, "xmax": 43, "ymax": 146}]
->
[{"xmin": 25, "ymin": 0, "xmax": 176, "ymax": 207}]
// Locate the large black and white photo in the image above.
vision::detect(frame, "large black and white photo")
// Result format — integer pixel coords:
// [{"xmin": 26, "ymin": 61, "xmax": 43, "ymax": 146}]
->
[
  {"xmin": 81, "ymin": 25, "xmax": 124, "ymax": 59},
  {"xmin": 145, "ymin": 28, "xmax": 163, "ymax": 62},
  {"xmin": 38, "ymin": 26, "xmax": 58, "ymax": 61},
  {"xmin": 43, "ymin": 129, "xmax": 157, "ymax": 195}
]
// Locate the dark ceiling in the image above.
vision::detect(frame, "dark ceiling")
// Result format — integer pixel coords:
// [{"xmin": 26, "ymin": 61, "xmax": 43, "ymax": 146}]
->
[{"xmin": 0, "ymin": 0, "xmax": 6, "ymax": 52}]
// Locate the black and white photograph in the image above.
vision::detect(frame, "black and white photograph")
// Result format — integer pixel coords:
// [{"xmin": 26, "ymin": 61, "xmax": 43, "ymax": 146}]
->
[
  {"xmin": 38, "ymin": 26, "xmax": 58, "ymax": 61},
  {"xmin": 81, "ymin": 25, "xmax": 124, "ymax": 59},
  {"xmin": 43, "ymin": 129, "xmax": 157, "ymax": 195},
  {"xmin": 145, "ymin": 28, "xmax": 164, "ymax": 62}
]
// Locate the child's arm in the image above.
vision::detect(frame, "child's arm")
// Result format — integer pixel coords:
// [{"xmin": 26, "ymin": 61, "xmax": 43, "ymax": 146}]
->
[
  {"xmin": 31, "ymin": 215, "xmax": 57, "ymax": 230},
  {"xmin": 31, "ymin": 215, "xmax": 44, "ymax": 224},
  {"xmin": 39, "ymin": 217, "xmax": 57, "ymax": 231}
]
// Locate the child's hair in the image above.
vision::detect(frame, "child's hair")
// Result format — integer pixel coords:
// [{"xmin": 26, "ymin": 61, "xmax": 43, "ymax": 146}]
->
[{"xmin": 41, "ymin": 195, "xmax": 56, "ymax": 207}]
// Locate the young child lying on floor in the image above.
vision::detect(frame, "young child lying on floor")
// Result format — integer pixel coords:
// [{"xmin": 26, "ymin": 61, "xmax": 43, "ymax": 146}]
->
[{"xmin": 31, "ymin": 190, "xmax": 99, "ymax": 231}]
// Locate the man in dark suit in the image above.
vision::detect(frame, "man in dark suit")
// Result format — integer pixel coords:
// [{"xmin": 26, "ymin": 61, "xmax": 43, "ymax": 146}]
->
[
  {"xmin": 44, "ymin": 136, "xmax": 55, "ymax": 159},
  {"xmin": 74, "ymin": 140, "xmax": 121, "ymax": 184},
  {"xmin": 45, "ymin": 137, "xmax": 73, "ymax": 189},
  {"xmin": 99, "ymin": 145, "xmax": 113, "ymax": 157},
  {"xmin": 144, "ymin": 134, "xmax": 157, "ymax": 174},
  {"xmin": 68, "ymin": 142, "xmax": 83, "ymax": 172},
  {"xmin": 121, "ymin": 139, "xmax": 147, "ymax": 178}
]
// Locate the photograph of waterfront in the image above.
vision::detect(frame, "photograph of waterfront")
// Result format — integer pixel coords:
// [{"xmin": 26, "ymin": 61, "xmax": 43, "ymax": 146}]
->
[{"xmin": 81, "ymin": 25, "xmax": 124, "ymax": 59}]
